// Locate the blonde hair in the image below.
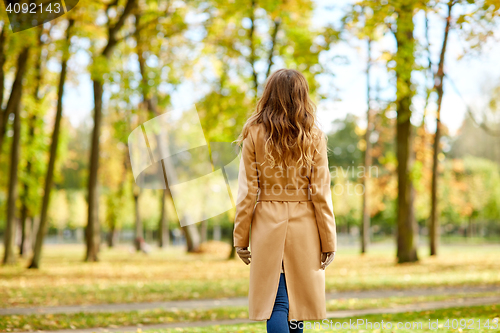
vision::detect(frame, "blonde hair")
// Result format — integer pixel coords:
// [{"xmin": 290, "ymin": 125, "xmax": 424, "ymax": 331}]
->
[{"xmin": 237, "ymin": 69, "xmax": 320, "ymax": 169}]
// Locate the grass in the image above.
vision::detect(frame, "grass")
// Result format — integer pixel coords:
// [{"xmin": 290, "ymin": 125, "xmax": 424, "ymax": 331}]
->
[
  {"xmin": 0, "ymin": 243, "xmax": 499, "ymax": 331},
  {"xmin": 325, "ymin": 291, "xmax": 500, "ymax": 311},
  {"xmin": 0, "ymin": 244, "xmax": 500, "ymax": 308},
  {"xmin": 1, "ymin": 292, "xmax": 499, "ymax": 331},
  {"xmin": 0, "ymin": 306, "xmax": 250, "ymax": 332},
  {"xmin": 148, "ymin": 304, "xmax": 500, "ymax": 333},
  {"xmin": 1, "ymin": 243, "xmax": 499, "ymax": 309}
]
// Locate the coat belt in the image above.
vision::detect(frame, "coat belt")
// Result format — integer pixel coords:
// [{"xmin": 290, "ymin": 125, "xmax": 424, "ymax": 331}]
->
[{"xmin": 256, "ymin": 186, "xmax": 312, "ymax": 202}]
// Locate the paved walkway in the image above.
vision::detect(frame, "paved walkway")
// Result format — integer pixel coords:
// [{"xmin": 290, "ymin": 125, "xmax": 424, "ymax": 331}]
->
[
  {"xmin": 12, "ymin": 296, "xmax": 500, "ymax": 333},
  {"xmin": 2, "ymin": 284, "xmax": 498, "ymax": 316}
]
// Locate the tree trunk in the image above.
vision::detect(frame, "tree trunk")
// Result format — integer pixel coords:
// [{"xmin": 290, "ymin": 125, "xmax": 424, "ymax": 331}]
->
[
  {"xmin": 107, "ymin": 225, "xmax": 117, "ymax": 247},
  {"xmin": 248, "ymin": 0, "xmax": 258, "ymax": 96},
  {"xmin": 133, "ymin": 187, "xmax": 143, "ymax": 251},
  {"xmin": 0, "ymin": 26, "xmax": 5, "ymax": 114},
  {"xmin": 29, "ymin": 20, "xmax": 73, "ymax": 269},
  {"xmin": 31, "ymin": 216, "xmax": 39, "ymax": 251},
  {"xmin": 0, "ymin": 47, "xmax": 29, "ymax": 155},
  {"xmin": 183, "ymin": 224, "xmax": 201, "ymax": 252},
  {"xmin": 228, "ymin": 234, "xmax": 236, "ymax": 259},
  {"xmin": 3, "ymin": 46, "xmax": 30, "ymax": 265},
  {"xmin": 85, "ymin": 0, "xmax": 136, "ymax": 262},
  {"xmin": 3, "ymin": 102, "xmax": 22, "ymax": 265},
  {"xmin": 430, "ymin": 0, "xmax": 453, "ymax": 256},
  {"xmin": 106, "ymin": 198, "xmax": 116, "ymax": 248},
  {"xmin": 19, "ymin": 204, "xmax": 32, "ymax": 257},
  {"xmin": 395, "ymin": 1, "xmax": 418, "ymax": 263},
  {"xmin": 361, "ymin": 38, "xmax": 372, "ymax": 254},
  {"xmin": 200, "ymin": 220, "xmax": 208, "ymax": 243},
  {"xmin": 408, "ymin": 133, "xmax": 419, "ymax": 251},
  {"xmin": 0, "ymin": 46, "xmax": 29, "ymax": 158},
  {"xmin": 134, "ymin": 13, "xmax": 200, "ymax": 252},
  {"xmin": 20, "ymin": 27, "xmax": 44, "ymax": 257},
  {"xmin": 158, "ymin": 189, "xmax": 169, "ymax": 248},
  {"xmin": 132, "ymin": 14, "xmax": 146, "ymax": 253},
  {"xmin": 0, "ymin": 27, "xmax": 7, "ymax": 152},
  {"xmin": 19, "ymin": 111, "xmax": 35, "ymax": 258},
  {"xmin": 85, "ymin": 80, "xmax": 103, "ymax": 262},
  {"xmin": 265, "ymin": 18, "xmax": 281, "ymax": 78}
]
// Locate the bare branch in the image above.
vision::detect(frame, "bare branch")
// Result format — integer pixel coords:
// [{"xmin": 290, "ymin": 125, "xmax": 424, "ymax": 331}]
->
[
  {"xmin": 120, "ymin": 15, "xmax": 162, "ymax": 43},
  {"xmin": 266, "ymin": 17, "xmax": 281, "ymax": 78},
  {"xmin": 444, "ymin": 73, "xmax": 500, "ymax": 136},
  {"xmin": 102, "ymin": 0, "xmax": 137, "ymax": 57},
  {"xmin": 248, "ymin": 0, "xmax": 258, "ymax": 94}
]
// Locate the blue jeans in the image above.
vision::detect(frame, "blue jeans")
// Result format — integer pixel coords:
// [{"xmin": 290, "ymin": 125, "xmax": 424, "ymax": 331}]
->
[{"xmin": 266, "ymin": 273, "xmax": 304, "ymax": 333}]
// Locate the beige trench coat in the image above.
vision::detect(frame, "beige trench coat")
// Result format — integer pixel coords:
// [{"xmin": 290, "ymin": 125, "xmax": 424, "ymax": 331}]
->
[{"xmin": 233, "ymin": 123, "xmax": 337, "ymax": 321}]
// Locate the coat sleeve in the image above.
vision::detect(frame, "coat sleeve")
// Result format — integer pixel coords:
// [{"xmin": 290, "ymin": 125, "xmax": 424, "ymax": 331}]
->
[
  {"xmin": 233, "ymin": 129, "xmax": 259, "ymax": 248},
  {"xmin": 310, "ymin": 134, "xmax": 337, "ymax": 252}
]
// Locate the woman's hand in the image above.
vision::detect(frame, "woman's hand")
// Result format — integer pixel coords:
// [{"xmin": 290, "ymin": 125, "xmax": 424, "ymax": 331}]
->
[
  {"xmin": 320, "ymin": 251, "xmax": 335, "ymax": 270},
  {"xmin": 235, "ymin": 246, "xmax": 251, "ymax": 265}
]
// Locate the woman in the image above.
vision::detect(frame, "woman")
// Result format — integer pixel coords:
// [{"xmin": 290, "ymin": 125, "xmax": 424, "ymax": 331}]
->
[{"xmin": 233, "ymin": 68, "xmax": 337, "ymax": 333}]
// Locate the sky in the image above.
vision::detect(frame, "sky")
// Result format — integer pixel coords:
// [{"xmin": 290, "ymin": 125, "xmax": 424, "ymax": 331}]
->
[
  {"xmin": 312, "ymin": 0, "xmax": 500, "ymax": 136},
  {"xmin": 61, "ymin": 0, "xmax": 500, "ymax": 137}
]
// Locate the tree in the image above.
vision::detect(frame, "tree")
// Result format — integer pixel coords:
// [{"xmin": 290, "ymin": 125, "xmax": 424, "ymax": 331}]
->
[
  {"xmin": 348, "ymin": 0, "xmax": 422, "ymax": 262},
  {"xmin": 341, "ymin": 0, "xmax": 422, "ymax": 258},
  {"xmin": 132, "ymin": 3, "xmax": 201, "ymax": 251},
  {"xmin": 0, "ymin": 25, "xmax": 6, "ymax": 154},
  {"xmin": 86, "ymin": 0, "xmax": 136, "ymax": 262},
  {"xmin": 158, "ymin": 189, "xmax": 169, "ymax": 248},
  {"xmin": 29, "ymin": 19, "xmax": 74, "ymax": 269},
  {"xmin": 394, "ymin": 0, "xmax": 419, "ymax": 263},
  {"xmin": 429, "ymin": 0, "xmax": 454, "ymax": 256},
  {"xmin": 19, "ymin": 25, "xmax": 49, "ymax": 257},
  {"xmin": 361, "ymin": 38, "xmax": 373, "ymax": 254},
  {"xmin": 3, "ymin": 104, "xmax": 22, "ymax": 264},
  {"xmin": 428, "ymin": 0, "xmax": 500, "ymax": 256},
  {"xmin": 2, "ymin": 45, "xmax": 30, "ymax": 265},
  {"xmin": 0, "ymin": 39, "xmax": 30, "ymax": 156}
]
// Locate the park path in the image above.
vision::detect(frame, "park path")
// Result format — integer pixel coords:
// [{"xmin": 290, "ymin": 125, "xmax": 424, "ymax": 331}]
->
[
  {"xmin": 1, "ymin": 284, "xmax": 498, "ymax": 316},
  {"xmin": 10, "ymin": 295, "xmax": 500, "ymax": 333}
]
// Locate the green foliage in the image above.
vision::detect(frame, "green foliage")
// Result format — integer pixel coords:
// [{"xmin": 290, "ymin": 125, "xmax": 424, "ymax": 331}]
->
[
  {"xmin": 18, "ymin": 109, "xmax": 49, "ymax": 217},
  {"xmin": 2, "ymin": 0, "xmax": 500, "ymax": 243},
  {"xmin": 197, "ymin": 81, "xmax": 251, "ymax": 142},
  {"xmin": 58, "ymin": 122, "xmax": 90, "ymax": 190},
  {"xmin": 440, "ymin": 156, "xmax": 500, "ymax": 224},
  {"xmin": 198, "ymin": 0, "xmax": 326, "ymax": 138},
  {"xmin": 327, "ymin": 114, "xmax": 363, "ymax": 169}
]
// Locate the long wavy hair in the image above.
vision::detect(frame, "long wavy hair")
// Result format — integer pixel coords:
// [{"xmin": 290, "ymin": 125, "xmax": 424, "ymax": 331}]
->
[{"xmin": 237, "ymin": 68, "xmax": 320, "ymax": 169}]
